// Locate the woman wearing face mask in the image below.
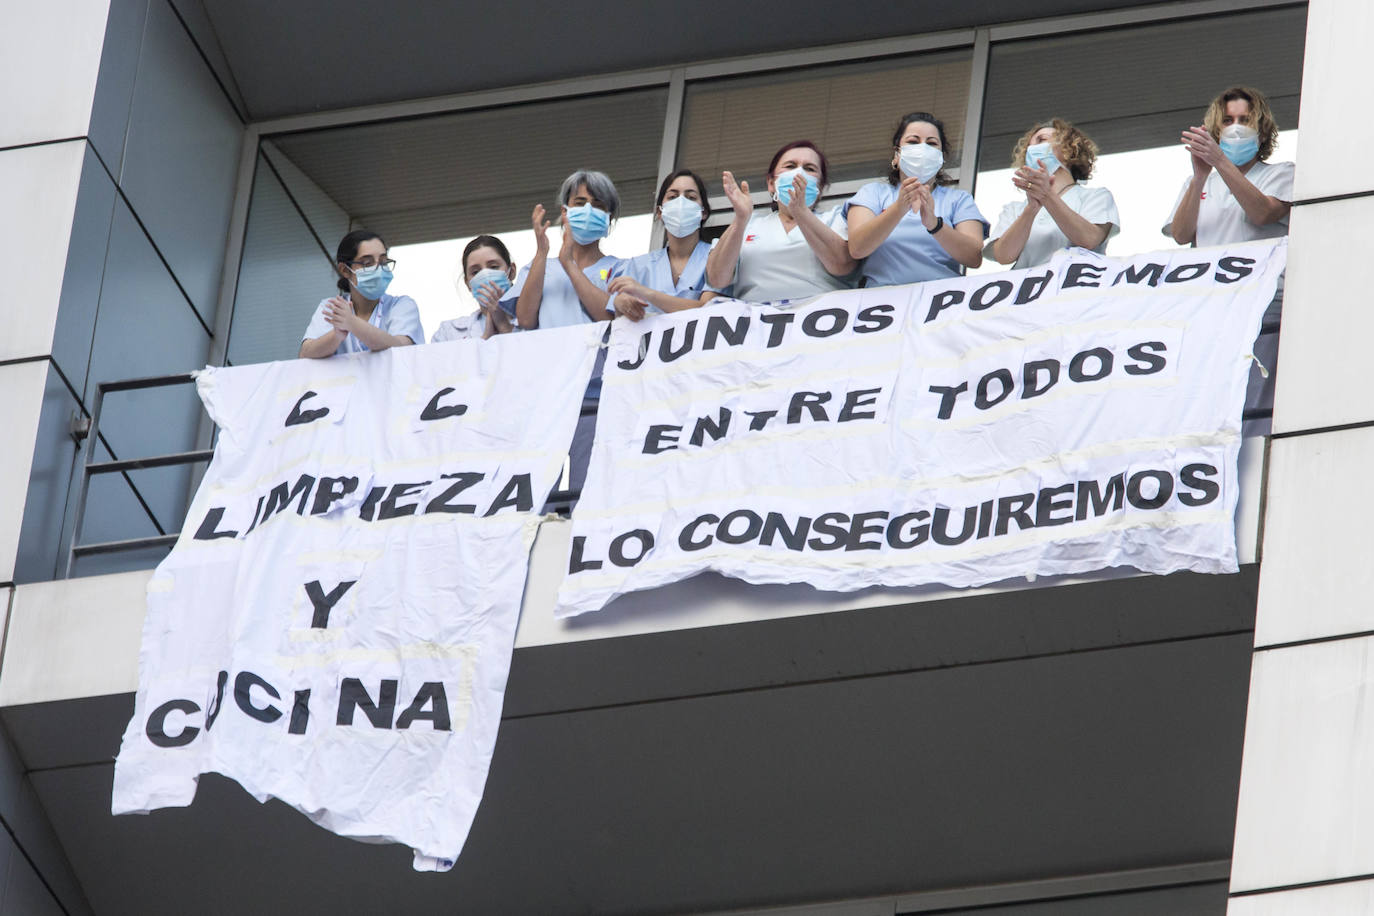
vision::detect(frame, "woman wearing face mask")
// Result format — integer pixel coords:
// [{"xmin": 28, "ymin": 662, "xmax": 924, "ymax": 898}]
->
[
  {"xmin": 987, "ymin": 118, "xmax": 1119, "ymax": 268},
  {"xmin": 846, "ymin": 112, "xmax": 987, "ymax": 286},
  {"xmin": 300, "ymin": 229, "xmax": 424, "ymax": 358},
  {"xmin": 1164, "ymin": 86, "xmax": 1293, "ymax": 435},
  {"xmin": 703, "ymin": 140, "xmax": 858, "ymax": 304},
  {"xmin": 502, "ymin": 169, "xmax": 623, "ymax": 329},
  {"xmin": 431, "ymin": 235, "xmax": 516, "ymax": 342},
  {"xmin": 606, "ymin": 169, "xmax": 726, "ymax": 317}
]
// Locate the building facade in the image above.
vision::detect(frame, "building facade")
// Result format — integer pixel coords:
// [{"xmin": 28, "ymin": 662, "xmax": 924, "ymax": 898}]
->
[{"xmin": 0, "ymin": 0, "xmax": 1362, "ymax": 912}]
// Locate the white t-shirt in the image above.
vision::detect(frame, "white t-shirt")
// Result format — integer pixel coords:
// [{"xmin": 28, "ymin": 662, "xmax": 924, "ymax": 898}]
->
[
  {"xmin": 986, "ymin": 184, "xmax": 1121, "ymax": 269},
  {"xmin": 431, "ymin": 312, "xmax": 491, "ymax": 343},
  {"xmin": 301, "ymin": 293, "xmax": 424, "ymax": 356},
  {"xmin": 731, "ymin": 207, "xmax": 856, "ymax": 304},
  {"xmin": 1162, "ymin": 160, "xmax": 1295, "ymax": 247}
]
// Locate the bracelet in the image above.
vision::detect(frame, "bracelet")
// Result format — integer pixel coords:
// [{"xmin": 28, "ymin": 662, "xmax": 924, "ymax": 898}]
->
[{"xmin": 928, "ymin": 216, "xmax": 945, "ymax": 234}]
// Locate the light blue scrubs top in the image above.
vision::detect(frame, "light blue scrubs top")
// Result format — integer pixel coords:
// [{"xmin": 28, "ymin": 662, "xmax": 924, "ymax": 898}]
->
[
  {"xmin": 302, "ymin": 293, "xmax": 425, "ymax": 356},
  {"xmin": 608, "ymin": 241, "xmax": 727, "ymax": 313},
  {"xmin": 499, "ymin": 255, "xmax": 620, "ymax": 328},
  {"xmin": 843, "ymin": 182, "xmax": 989, "ymax": 287}
]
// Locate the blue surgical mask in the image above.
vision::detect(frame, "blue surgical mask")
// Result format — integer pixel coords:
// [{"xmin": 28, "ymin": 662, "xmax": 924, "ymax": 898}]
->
[
  {"xmin": 660, "ymin": 196, "xmax": 704, "ymax": 238},
  {"xmin": 351, "ymin": 264, "xmax": 392, "ymax": 299},
  {"xmin": 774, "ymin": 167, "xmax": 820, "ymax": 208},
  {"xmin": 899, "ymin": 143, "xmax": 944, "ymax": 183},
  {"xmin": 1219, "ymin": 124, "xmax": 1259, "ymax": 167},
  {"xmin": 468, "ymin": 267, "xmax": 512, "ymax": 298},
  {"xmin": 565, "ymin": 203, "xmax": 611, "ymax": 244},
  {"xmin": 1025, "ymin": 142, "xmax": 1063, "ymax": 176}
]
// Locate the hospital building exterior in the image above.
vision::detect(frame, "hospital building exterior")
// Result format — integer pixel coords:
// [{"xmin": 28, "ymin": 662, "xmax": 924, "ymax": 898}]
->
[{"xmin": 0, "ymin": 0, "xmax": 1368, "ymax": 912}]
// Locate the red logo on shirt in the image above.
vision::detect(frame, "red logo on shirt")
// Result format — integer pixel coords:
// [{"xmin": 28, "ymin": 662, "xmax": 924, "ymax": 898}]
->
[
  {"xmin": 1200, "ymin": 191, "xmax": 1207, "ymax": 200},
  {"xmin": 745, "ymin": 234, "xmax": 758, "ymax": 242}
]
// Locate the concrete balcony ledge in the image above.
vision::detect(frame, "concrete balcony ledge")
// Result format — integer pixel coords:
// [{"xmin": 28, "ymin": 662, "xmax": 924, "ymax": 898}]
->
[{"xmin": 0, "ymin": 438, "xmax": 1267, "ymax": 710}]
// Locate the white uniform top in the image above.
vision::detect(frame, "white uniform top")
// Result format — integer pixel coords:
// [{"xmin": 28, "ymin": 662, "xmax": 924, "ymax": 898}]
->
[
  {"xmin": 301, "ymin": 293, "xmax": 424, "ymax": 356},
  {"xmin": 986, "ymin": 184, "xmax": 1121, "ymax": 269},
  {"xmin": 1162, "ymin": 160, "xmax": 1295, "ymax": 246},
  {"xmin": 431, "ymin": 312, "xmax": 491, "ymax": 342},
  {"xmin": 731, "ymin": 207, "xmax": 856, "ymax": 304},
  {"xmin": 498, "ymin": 255, "xmax": 619, "ymax": 328}
]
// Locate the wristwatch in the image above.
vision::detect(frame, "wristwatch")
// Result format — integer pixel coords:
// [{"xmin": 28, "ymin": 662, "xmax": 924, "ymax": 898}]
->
[{"xmin": 928, "ymin": 216, "xmax": 945, "ymax": 234}]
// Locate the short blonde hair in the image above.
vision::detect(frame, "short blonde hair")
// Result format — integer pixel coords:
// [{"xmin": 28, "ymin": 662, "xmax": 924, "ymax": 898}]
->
[
  {"xmin": 1010, "ymin": 118, "xmax": 1099, "ymax": 181},
  {"xmin": 1203, "ymin": 86, "xmax": 1279, "ymax": 161}
]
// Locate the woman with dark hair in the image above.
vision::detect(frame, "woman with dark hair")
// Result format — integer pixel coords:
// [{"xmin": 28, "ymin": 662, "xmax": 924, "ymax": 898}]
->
[
  {"xmin": 501, "ymin": 169, "xmax": 623, "ymax": 329},
  {"xmin": 703, "ymin": 140, "xmax": 858, "ymax": 303},
  {"xmin": 846, "ymin": 111, "xmax": 987, "ymax": 286},
  {"xmin": 1164, "ymin": 85, "xmax": 1293, "ymax": 436},
  {"xmin": 431, "ymin": 235, "xmax": 516, "ymax": 341},
  {"xmin": 987, "ymin": 118, "xmax": 1120, "ymax": 268},
  {"xmin": 606, "ymin": 169, "xmax": 725, "ymax": 317},
  {"xmin": 299, "ymin": 229, "xmax": 424, "ymax": 358}
]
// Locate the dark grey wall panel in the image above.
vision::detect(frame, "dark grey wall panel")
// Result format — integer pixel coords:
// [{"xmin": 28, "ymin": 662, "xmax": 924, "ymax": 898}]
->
[
  {"xmin": 50, "ymin": 146, "xmax": 117, "ymax": 391},
  {"xmin": 13, "ymin": 364, "xmax": 81, "ymax": 585},
  {"xmin": 27, "ymin": 630, "xmax": 1252, "ymax": 916},
  {"xmin": 226, "ymin": 154, "xmax": 338, "ymax": 366},
  {"xmin": 931, "ymin": 880, "xmax": 1228, "ymax": 914},
  {"xmin": 119, "ymin": 0, "xmax": 243, "ymax": 326},
  {"xmin": 166, "ymin": 0, "xmax": 248, "ymax": 118},
  {"xmin": 0, "ymin": 723, "xmax": 92, "ymax": 916},
  {"xmin": 87, "ymin": 0, "xmax": 150, "ymax": 176}
]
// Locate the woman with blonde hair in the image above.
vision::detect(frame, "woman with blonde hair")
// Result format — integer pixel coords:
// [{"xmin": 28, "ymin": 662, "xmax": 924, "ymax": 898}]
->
[
  {"xmin": 1164, "ymin": 85, "xmax": 1293, "ymax": 435},
  {"xmin": 986, "ymin": 118, "xmax": 1119, "ymax": 268}
]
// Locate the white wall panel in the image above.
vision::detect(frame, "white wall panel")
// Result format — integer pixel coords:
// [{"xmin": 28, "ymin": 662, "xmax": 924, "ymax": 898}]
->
[
  {"xmin": 1254, "ymin": 427, "xmax": 1374, "ymax": 647},
  {"xmin": 0, "ymin": 141, "xmax": 86, "ymax": 362},
  {"xmin": 1231, "ymin": 637, "xmax": 1374, "ymax": 893},
  {"xmin": 0, "ymin": 571, "xmax": 148, "ymax": 706},
  {"xmin": 1290, "ymin": 0, "xmax": 1374, "ymax": 201},
  {"xmin": 1271, "ymin": 196, "xmax": 1374, "ymax": 433},
  {"xmin": 0, "ymin": 363, "xmax": 51, "ymax": 583},
  {"xmin": 1231, "ymin": 879, "xmax": 1374, "ymax": 915},
  {"xmin": 0, "ymin": 0, "xmax": 109, "ymax": 149}
]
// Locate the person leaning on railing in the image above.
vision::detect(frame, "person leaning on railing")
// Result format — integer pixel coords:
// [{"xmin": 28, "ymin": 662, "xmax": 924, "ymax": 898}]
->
[
  {"xmin": 986, "ymin": 118, "xmax": 1120, "ymax": 269},
  {"xmin": 299, "ymin": 229, "xmax": 424, "ymax": 358},
  {"xmin": 1163, "ymin": 85, "xmax": 1294, "ymax": 435},
  {"xmin": 431, "ymin": 235, "xmax": 516, "ymax": 342},
  {"xmin": 605, "ymin": 168, "xmax": 731, "ymax": 319},
  {"xmin": 845, "ymin": 111, "xmax": 988, "ymax": 286},
  {"xmin": 499, "ymin": 169, "xmax": 626, "ymax": 496},
  {"xmin": 703, "ymin": 139, "xmax": 859, "ymax": 304}
]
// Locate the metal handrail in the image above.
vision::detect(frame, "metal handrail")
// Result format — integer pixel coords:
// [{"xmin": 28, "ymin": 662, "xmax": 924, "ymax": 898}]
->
[
  {"xmin": 65, "ymin": 373, "xmax": 211, "ymax": 577},
  {"xmin": 61, "ymin": 370, "xmax": 1275, "ymax": 573}
]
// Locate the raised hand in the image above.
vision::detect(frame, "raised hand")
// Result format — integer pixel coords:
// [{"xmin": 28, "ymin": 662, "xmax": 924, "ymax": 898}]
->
[
  {"xmin": 1012, "ymin": 161, "xmax": 1053, "ymax": 205},
  {"xmin": 722, "ymin": 170, "xmax": 753, "ymax": 220},
  {"xmin": 781, "ymin": 172, "xmax": 811, "ymax": 220},
  {"xmin": 473, "ymin": 282, "xmax": 504, "ymax": 314},
  {"xmin": 1181, "ymin": 126, "xmax": 1221, "ymax": 176},
  {"xmin": 912, "ymin": 183, "xmax": 937, "ymax": 230},
  {"xmin": 531, "ymin": 204, "xmax": 551, "ymax": 256},
  {"xmin": 558, "ymin": 210, "xmax": 575, "ymax": 264},
  {"xmin": 322, "ymin": 296, "xmax": 356, "ymax": 333},
  {"xmin": 898, "ymin": 175, "xmax": 924, "ymax": 216}
]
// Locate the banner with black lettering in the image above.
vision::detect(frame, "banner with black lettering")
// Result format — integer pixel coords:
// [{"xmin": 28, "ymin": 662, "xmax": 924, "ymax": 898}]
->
[
  {"xmin": 112, "ymin": 323, "xmax": 602, "ymax": 870},
  {"xmin": 556, "ymin": 239, "xmax": 1286, "ymax": 617}
]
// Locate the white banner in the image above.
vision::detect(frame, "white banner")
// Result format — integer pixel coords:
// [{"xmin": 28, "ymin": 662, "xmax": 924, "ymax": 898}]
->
[
  {"xmin": 113, "ymin": 323, "xmax": 602, "ymax": 870},
  {"xmin": 556, "ymin": 240, "xmax": 1287, "ymax": 617}
]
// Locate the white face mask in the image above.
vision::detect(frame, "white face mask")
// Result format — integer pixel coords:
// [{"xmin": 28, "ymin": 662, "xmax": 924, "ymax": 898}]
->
[
  {"xmin": 898, "ymin": 143, "xmax": 944, "ymax": 183},
  {"xmin": 660, "ymin": 196, "xmax": 704, "ymax": 238}
]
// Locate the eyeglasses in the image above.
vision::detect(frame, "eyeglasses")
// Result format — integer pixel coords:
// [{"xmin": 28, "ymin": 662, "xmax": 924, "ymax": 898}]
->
[{"xmin": 350, "ymin": 257, "xmax": 397, "ymax": 271}]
